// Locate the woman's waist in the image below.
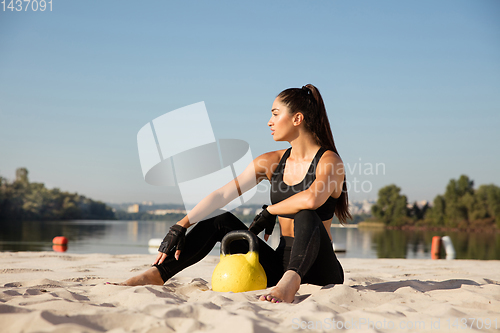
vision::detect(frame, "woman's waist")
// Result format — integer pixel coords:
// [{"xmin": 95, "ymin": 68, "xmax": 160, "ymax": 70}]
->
[
  {"xmin": 279, "ymin": 235, "xmax": 295, "ymax": 249},
  {"xmin": 279, "ymin": 232, "xmax": 333, "ymax": 249},
  {"xmin": 278, "ymin": 217, "xmax": 333, "ymax": 239}
]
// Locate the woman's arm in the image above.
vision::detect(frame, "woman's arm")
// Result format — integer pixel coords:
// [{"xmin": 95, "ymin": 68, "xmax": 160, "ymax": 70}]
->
[
  {"xmin": 154, "ymin": 152, "xmax": 277, "ymax": 264},
  {"xmin": 176, "ymin": 151, "xmax": 276, "ymax": 228},
  {"xmin": 266, "ymin": 151, "xmax": 345, "ymax": 216}
]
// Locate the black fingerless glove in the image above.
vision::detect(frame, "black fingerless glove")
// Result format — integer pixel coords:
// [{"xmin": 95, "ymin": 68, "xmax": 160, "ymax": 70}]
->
[
  {"xmin": 249, "ymin": 205, "xmax": 276, "ymax": 236},
  {"xmin": 158, "ymin": 224, "xmax": 187, "ymax": 254}
]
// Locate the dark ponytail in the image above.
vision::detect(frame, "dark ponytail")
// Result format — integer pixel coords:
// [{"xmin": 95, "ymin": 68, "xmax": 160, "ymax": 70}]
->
[{"xmin": 277, "ymin": 84, "xmax": 352, "ymax": 224}]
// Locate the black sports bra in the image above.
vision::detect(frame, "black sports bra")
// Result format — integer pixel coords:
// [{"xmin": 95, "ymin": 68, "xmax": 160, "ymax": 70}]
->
[{"xmin": 270, "ymin": 147, "xmax": 338, "ymax": 220}]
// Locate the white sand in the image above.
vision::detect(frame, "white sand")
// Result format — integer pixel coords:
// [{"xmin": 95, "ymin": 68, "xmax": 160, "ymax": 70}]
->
[{"xmin": 1, "ymin": 252, "xmax": 499, "ymax": 333}]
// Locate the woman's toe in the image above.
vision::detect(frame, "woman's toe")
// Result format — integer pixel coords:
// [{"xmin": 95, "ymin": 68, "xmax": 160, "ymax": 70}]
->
[{"xmin": 258, "ymin": 293, "xmax": 283, "ymax": 303}]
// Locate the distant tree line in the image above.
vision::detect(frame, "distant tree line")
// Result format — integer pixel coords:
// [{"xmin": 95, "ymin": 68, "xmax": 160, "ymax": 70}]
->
[
  {"xmin": 371, "ymin": 175, "xmax": 500, "ymax": 229},
  {"xmin": 0, "ymin": 168, "xmax": 114, "ymax": 221},
  {"xmin": 114, "ymin": 210, "xmax": 186, "ymax": 221}
]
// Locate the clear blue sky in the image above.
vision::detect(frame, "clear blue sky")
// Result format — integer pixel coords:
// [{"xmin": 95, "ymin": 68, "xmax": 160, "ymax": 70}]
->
[{"xmin": 1, "ymin": 0, "xmax": 499, "ymax": 206}]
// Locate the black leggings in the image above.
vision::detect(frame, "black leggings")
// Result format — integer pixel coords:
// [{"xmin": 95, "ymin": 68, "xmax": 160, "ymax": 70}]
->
[{"xmin": 154, "ymin": 209, "xmax": 344, "ymax": 287}]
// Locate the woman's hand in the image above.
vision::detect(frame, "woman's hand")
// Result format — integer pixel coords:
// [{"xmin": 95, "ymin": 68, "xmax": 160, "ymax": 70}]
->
[
  {"xmin": 249, "ymin": 205, "xmax": 276, "ymax": 241},
  {"xmin": 153, "ymin": 224, "xmax": 187, "ymax": 265}
]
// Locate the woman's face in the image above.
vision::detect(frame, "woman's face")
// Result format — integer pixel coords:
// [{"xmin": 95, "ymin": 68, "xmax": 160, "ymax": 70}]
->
[{"xmin": 268, "ymin": 98, "xmax": 296, "ymax": 142}]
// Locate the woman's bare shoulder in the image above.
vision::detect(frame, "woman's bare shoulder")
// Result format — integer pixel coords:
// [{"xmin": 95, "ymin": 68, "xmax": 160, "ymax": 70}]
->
[
  {"xmin": 322, "ymin": 149, "xmax": 343, "ymax": 163},
  {"xmin": 261, "ymin": 148, "xmax": 287, "ymax": 160},
  {"xmin": 318, "ymin": 150, "xmax": 344, "ymax": 175},
  {"xmin": 258, "ymin": 149, "xmax": 288, "ymax": 164},
  {"xmin": 255, "ymin": 149, "xmax": 288, "ymax": 179}
]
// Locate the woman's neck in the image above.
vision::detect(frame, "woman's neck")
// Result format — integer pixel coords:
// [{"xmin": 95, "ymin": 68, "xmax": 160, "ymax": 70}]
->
[{"xmin": 288, "ymin": 133, "xmax": 321, "ymax": 161}]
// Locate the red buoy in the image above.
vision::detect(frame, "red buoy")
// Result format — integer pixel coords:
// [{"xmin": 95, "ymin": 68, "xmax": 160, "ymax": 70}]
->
[
  {"xmin": 431, "ymin": 236, "xmax": 441, "ymax": 260},
  {"xmin": 52, "ymin": 236, "xmax": 68, "ymax": 245},
  {"xmin": 52, "ymin": 244, "xmax": 68, "ymax": 252}
]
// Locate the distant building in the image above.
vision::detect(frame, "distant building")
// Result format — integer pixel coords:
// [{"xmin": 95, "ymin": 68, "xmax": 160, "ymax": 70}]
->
[
  {"xmin": 349, "ymin": 200, "xmax": 375, "ymax": 215},
  {"xmin": 15, "ymin": 168, "xmax": 28, "ymax": 183},
  {"xmin": 127, "ymin": 204, "xmax": 140, "ymax": 213},
  {"xmin": 360, "ymin": 200, "xmax": 374, "ymax": 214},
  {"xmin": 148, "ymin": 209, "xmax": 187, "ymax": 215},
  {"xmin": 349, "ymin": 203, "xmax": 360, "ymax": 215},
  {"xmin": 407, "ymin": 200, "xmax": 430, "ymax": 209},
  {"xmin": 417, "ymin": 200, "xmax": 429, "ymax": 208},
  {"xmin": 142, "ymin": 201, "xmax": 154, "ymax": 206}
]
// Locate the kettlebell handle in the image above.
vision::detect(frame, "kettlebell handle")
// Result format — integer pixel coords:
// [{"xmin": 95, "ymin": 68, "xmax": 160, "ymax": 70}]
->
[{"xmin": 220, "ymin": 230, "xmax": 259, "ymax": 256}]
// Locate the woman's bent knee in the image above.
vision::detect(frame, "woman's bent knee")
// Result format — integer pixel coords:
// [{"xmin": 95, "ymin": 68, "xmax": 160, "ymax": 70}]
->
[
  {"xmin": 212, "ymin": 211, "xmax": 245, "ymax": 231},
  {"xmin": 196, "ymin": 211, "xmax": 237, "ymax": 230}
]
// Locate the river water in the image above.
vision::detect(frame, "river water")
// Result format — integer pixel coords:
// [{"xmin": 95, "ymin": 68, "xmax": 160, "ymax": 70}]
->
[{"xmin": 0, "ymin": 220, "xmax": 498, "ymax": 260}]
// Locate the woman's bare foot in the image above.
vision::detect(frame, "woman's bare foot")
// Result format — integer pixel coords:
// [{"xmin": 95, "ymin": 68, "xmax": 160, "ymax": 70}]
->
[
  {"xmin": 119, "ymin": 267, "xmax": 164, "ymax": 286},
  {"xmin": 259, "ymin": 270, "xmax": 301, "ymax": 303}
]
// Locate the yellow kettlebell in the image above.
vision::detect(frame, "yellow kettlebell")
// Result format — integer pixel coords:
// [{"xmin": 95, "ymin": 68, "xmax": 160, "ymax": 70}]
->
[{"xmin": 212, "ymin": 230, "xmax": 267, "ymax": 293}]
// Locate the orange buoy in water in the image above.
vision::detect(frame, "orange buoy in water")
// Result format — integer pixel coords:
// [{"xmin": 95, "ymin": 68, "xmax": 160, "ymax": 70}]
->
[
  {"xmin": 431, "ymin": 236, "xmax": 441, "ymax": 259},
  {"xmin": 52, "ymin": 244, "xmax": 68, "ymax": 252},
  {"xmin": 53, "ymin": 236, "xmax": 68, "ymax": 245}
]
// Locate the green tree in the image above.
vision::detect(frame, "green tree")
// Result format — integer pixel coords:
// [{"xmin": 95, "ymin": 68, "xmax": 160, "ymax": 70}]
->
[
  {"xmin": 371, "ymin": 185, "xmax": 409, "ymax": 226},
  {"xmin": 443, "ymin": 175, "xmax": 474, "ymax": 227},
  {"xmin": 0, "ymin": 176, "xmax": 6, "ymax": 219},
  {"xmin": 0, "ymin": 168, "xmax": 115, "ymax": 221},
  {"xmin": 474, "ymin": 184, "xmax": 500, "ymax": 228},
  {"xmin": 408, "ymin": 201, "xmax": 429, "ymax": 221},
  {"xmin": 61, "ymin": 195, "xmax": 81, "ymax": 219},
  {"xmin": 427, "ymin": 195, "xmax": 446, "ymax": 226}
]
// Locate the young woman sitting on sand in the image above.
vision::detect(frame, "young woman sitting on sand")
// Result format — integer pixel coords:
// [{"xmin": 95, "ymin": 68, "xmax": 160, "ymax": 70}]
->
[{"xmin": 119, "ymin": 84, "xmax": 351, "ymax": 303}]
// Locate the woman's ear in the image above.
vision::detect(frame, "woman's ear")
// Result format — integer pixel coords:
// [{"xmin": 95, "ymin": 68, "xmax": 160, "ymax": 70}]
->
[{"xmin": 293, "ymin": 112, "xmax": 304, "ymax": 126}]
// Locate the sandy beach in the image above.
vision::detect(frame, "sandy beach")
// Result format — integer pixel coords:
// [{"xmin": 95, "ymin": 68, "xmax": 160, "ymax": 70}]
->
[{"xmin": 1, "ymin": 252, "xmax": 499, "ymax": 333}]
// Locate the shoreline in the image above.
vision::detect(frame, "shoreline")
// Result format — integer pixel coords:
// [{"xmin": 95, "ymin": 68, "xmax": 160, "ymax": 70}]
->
[{"xmin": 354, "ymin": 221, "xmax": 500, "ymax": 233}]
